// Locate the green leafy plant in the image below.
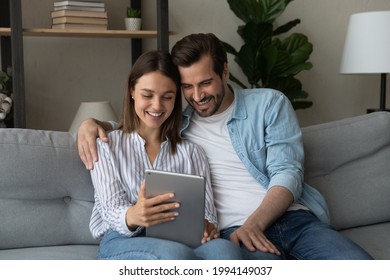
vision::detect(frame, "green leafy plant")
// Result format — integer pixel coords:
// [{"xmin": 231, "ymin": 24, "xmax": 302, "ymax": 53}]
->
[
  {"xmin": 127, "ymin": 7, "xmax": 141, "ymax": 18},
  {"xmin": 0, "ymin": 66, "xmax": 13, "ymax": 127},
  {"xmin": 222, "ymin": 0, "xmax": 313, "ymax": 109},
  {"xmin": 0, "ymin": 67, "xmax": 12, "ymax": 95}
]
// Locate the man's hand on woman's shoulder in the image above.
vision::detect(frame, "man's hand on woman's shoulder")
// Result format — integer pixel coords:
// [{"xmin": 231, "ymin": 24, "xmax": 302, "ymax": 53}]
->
[{"xmin": 77, "ymin": 118, "xmax": 110, "ymax": 170}]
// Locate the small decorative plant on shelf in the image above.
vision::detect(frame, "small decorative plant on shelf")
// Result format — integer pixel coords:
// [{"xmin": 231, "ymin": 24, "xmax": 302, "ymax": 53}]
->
[
  {"xmin": 127, "ymin": 7, "xmax": 141, "ymax": 18},
  {"xmin": 125, "ymin": 7, "xmax": 142, "ymax": 31},
  {"xmin": 222, "ymin": 0, "xmax": 313, "ymax": 110},
  {"xmin": 0, "ymin": 67, "xmax": 13, "ymax": 128}
]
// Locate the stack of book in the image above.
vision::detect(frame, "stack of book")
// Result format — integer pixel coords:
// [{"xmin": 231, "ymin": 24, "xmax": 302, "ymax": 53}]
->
[{"xmin": 51, "ymin": 1, "xmax": 108, "ymax": 30}]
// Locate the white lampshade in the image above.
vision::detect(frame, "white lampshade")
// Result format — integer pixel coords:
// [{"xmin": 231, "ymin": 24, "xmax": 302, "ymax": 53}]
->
[
  {"xmin": 69, "ymin": 101, "xmax": 117, "ymax": 133},
  {"xmin": 340, "ymin": 11, "xmax": 390, "ymax": 74}
]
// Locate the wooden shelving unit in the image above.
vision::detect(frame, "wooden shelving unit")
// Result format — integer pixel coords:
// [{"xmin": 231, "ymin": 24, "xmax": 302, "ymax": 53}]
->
[
  {"xmin": 0, "ymin": 0, "xmax": 170, "ymax": 128},
  {"xmin": 0, "ymin": 27, "xmax": 173, "ymax": 39}
]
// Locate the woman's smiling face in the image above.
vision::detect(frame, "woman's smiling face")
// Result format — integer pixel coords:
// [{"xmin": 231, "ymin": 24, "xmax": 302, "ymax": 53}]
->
[{"xmin": 131, "ymin": 71, "xmax": 177, "ymax": 133}]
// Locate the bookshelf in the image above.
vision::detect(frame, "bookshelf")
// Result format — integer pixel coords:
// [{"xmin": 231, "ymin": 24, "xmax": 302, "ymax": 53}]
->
[
  {"xmin": 0, "ymin": 27, "xmax": 172, "ymax": 38},
  {"xmin": 0, "ymin": 0, "xmax": 170, "ymax": 128}
]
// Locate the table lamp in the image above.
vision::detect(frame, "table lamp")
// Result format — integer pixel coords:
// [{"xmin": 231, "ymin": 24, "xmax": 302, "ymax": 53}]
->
[
  {"xmin": 69, "ymin": 101, "xmax": 117, "ymax": 134},
  {"xmin": 340, "ymin": 11, "xmax": 390, "ymax": 113}
]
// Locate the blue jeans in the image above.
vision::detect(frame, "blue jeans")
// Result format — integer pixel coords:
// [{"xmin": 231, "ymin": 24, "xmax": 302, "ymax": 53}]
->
[
  {"xmin": 220, "ymin": 210, "xmax": 374, "ymax": 260},
  {"xmin": 98, "ymin": 229, "xmax": 242, "ymax": 260}
]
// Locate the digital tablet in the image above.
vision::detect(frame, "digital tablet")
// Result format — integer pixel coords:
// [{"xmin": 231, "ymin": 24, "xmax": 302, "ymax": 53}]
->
[{"xmin": 144, "ymin": 169, "xmax": 205, "ymax": 248}]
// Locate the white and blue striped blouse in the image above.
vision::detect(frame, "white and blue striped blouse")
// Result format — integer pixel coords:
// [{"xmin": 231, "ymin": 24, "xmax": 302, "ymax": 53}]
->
[{"xmin": 89, "ymin": 130, "xmax": 217, "ymax": 240}]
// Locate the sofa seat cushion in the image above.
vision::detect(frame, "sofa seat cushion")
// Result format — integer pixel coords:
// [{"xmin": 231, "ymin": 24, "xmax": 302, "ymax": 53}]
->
[
  {"xmin": 340, "ymin": 222, "xmax": 390, "ymax": 260},
  {"xmin": 0, "ymin": 245, "xmax": 99, "ymax": 260}
]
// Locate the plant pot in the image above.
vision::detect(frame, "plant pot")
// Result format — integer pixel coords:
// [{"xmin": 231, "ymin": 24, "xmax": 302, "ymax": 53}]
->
[{"xmin": 124, "ymin": 18, "xmax": 141, "ymax": 31}]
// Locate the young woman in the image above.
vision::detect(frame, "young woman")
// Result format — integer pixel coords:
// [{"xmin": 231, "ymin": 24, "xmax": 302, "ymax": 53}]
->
[{"xmin": 88, "ymin": 51, "xmax": 241, "ymax": 260}]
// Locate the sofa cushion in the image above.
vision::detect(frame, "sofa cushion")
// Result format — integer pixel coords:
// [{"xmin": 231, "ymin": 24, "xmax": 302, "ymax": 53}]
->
[
  {"xmin": 0, "ymin": 129, "xmax": 98, "ymax": 250},
  {"xmin": 340, "ymin": 222, "xmax": 390, "ymax": 260},
  {"xmin": 302, "ymin": 112, "xmax": 390, "ymax": 230},
  {"xmin": 0, "ymin": 245, "xmax": 98, "ymax": 260}
]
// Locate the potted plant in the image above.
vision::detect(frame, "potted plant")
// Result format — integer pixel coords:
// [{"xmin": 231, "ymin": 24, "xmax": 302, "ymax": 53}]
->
[
  {"xmin": 124, "ymin": 7, "xmax": 141, "ymax": 31},
  {"xmin": 0, "ymin": 66, "xmax": 13, "ymax": 128},
  {"xmin": 222, "ymin": 0, "xmax": 313, "ymax": 109}
]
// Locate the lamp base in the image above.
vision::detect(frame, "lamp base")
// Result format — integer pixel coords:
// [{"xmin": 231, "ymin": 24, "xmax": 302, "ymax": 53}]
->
[{"xmin": 367, "ymin": 108, "xmax": 390, "ymax": 113}]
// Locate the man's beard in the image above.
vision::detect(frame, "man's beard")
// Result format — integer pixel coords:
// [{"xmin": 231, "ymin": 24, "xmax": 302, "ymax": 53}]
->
[{"xmin": 194, "ymin": 86, "xmax": 225, "ymax": 117}]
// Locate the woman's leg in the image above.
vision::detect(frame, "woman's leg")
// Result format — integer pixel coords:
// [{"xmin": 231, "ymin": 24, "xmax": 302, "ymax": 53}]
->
[
  {"xmin": 98, "ymin": 231, "xmax": 201, "ymax": 260},
  {"xmin": 194, "ymin": 238, "xmax": 243, "ymax": 260}
]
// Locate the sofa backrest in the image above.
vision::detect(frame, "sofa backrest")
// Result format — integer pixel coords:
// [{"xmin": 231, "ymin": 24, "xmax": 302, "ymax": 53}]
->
[
  {"xmin": 0, "ymin": 128, "xmax": 98, "ymax": 250},
  {"xmin": 302, "ymin": 112, "xmax": 390, "ymax": 230}
]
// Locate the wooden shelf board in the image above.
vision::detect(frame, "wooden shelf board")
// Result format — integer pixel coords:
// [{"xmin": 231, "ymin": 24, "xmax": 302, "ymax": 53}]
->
[{"xmin": 0, "ymin": 27, "xmax": 175, "ymax": 38}]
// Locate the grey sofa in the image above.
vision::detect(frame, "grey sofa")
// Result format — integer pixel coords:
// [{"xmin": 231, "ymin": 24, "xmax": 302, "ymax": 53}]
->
[
  {"xmin": 0, "ymin": 128, "xmax": 99, "ymax": 259},
  {"xmin": 302, "ymin": 111, "xmax": 390, "ymax": 260},
  {"xmin": 0, "ymin": 112, "xmax": 389, "ymax": 259}
]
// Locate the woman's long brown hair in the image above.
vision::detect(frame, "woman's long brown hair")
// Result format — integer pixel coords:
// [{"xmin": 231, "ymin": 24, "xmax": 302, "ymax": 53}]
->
[{"xmin": 118, "ymin": 51, "xmax": 182, "ymax": 154}]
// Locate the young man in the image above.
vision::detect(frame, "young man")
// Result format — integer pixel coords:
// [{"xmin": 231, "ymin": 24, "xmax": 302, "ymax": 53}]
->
[{"xmin": 77, "ymin": 33, "xmax": 373, "ymax": 260}]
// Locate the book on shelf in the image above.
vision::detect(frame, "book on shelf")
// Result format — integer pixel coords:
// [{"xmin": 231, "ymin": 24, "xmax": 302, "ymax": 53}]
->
[
  {"xmin": 54, "ymin": 1, "xmax": 105, "ymax": 8},
  {"xmin": 51, "ymin": 10, "xmax": 107, "ymax": 19},
  {"xmin": 52, "ymin": 23, "xmax": 107, "ymax": 30},
  {"xmin": 52, "ymin": 16, "xmax": 108, "ymax": 25},
  {"xmin": 53, "ymin": 5, "xmax": 105, "ymax": 12},
  {"xmin": 51, "ymin": 1, "xmax": 107, "ymax": 30}
]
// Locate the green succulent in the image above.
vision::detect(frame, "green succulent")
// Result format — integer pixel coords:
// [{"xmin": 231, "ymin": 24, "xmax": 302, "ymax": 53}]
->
[{"xmin": 127, "ymin": 7, "xmax": 141, "ymax": 18}]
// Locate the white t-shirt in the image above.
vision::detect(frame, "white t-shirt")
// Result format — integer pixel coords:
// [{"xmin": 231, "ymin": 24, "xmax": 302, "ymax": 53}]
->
[
  {"xmin": 183, "ymin": 104, "xmax": 268, "ymax": 229},
  {"xmin": 184, "ymin": 104, "xmax": 307, "ymax": 230}
]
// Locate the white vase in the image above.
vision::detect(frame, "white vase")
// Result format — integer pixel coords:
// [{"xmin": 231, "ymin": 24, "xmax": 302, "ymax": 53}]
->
[{"xmin": 124, "ymin": 18, "xmax": 142, "ymax": 30}]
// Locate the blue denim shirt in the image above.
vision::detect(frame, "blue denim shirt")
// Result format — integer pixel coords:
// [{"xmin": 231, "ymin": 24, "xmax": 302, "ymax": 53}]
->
[{"xmin": 181, "ymin": 87, "xmax": 330, "ymax": 224}]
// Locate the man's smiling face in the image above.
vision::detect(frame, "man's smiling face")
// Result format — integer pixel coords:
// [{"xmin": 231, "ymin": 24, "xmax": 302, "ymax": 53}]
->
[{"xmin": 178, "ymin": 55, "xmax": 228, "ymax": 117}]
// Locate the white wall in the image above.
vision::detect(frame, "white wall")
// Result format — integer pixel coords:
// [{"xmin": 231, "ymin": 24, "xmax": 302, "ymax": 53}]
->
[{"xmin": 20, "ymin": 0, "xmax": 390, "ymax": 130}]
